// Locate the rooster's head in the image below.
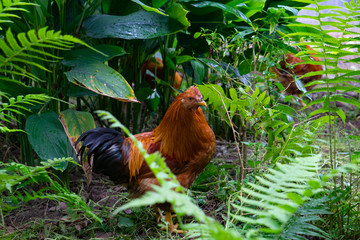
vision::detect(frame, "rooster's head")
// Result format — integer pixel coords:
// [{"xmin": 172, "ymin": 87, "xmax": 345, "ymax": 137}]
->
[{"xmin": 180, "ymin": 86, "xmax": 207, "ymax": 111}]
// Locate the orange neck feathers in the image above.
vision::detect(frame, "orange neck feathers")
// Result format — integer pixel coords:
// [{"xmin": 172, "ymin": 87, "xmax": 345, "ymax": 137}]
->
[
  {"xmin": 127, "ymin": 87, "xmax": 214, "ymax": 180},
  {"xmin": 153, "ymin": 89, "xmax": 212, "ymax": 163}
]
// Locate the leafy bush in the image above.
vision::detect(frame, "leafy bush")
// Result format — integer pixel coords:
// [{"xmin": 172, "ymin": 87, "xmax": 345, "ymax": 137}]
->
[{"xmin": 0, "ymin": 157, "xmax": 100, "ymax": 228}]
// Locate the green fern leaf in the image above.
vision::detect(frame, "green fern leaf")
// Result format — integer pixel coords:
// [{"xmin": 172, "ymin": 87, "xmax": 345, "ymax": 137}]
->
[
  {"xmin": 231, "ymin": 155, "xmax": 326, "ymax": 238},
  {"xmin": 0, "ymin": 1, "xmax": 35, "ymax": 30},
  {"xmin": 0, "ymin": 27, "xmax": 101, "ymax": 82}
]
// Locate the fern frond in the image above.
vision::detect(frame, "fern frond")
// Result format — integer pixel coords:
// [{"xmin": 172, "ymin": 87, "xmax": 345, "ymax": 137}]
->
[
  {"xmin": 231, "ymin": 155, "xmax": 327, "ymax": 238},
  {"xmin": 286, "ymin": 0, "xmax": 360, "ymax": 111},
  {"xmin": 281, "ymin": 197, "xmax": 330, "ymax": 240},
  {"xmin": 0, "ymin": 93, "xmax": 50, "ymax": 132},
  {"xmin": 0, "ymin": 27, "xmax": 99, "ymax": 81},
  {"xmin": 0, "ymin": 0, "xmax": 36, "ymax": 30}
]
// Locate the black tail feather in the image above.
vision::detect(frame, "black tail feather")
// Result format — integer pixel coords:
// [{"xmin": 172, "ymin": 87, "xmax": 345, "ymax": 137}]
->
[{"xmin": 76, "ymin": 128, "xmax": 129, "ymax": 182}]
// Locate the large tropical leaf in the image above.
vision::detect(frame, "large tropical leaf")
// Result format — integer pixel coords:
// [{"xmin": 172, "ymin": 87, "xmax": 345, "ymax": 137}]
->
[
  {"xmin": 190, "ymin": 1, "xmax": 251, "ymax": 24},
  {"xmin": 63, "ymin": 44, "xmax": 126, "ymax": 66},
  {"xmin": 25, "ymin": 111, "xmax": 69, "ymax": 170},
  {"xmin": 64, "ymin": 45, "xmax": 137, "ymax": 102},
  {"xmin": 0, "ymin": 79, "xmax": 47, "ymax": 97},
  {"xmin": 59, "ymin": 109, "xmax": 96, "ymax": 151},
  {"xmin": 83, "ymin": 10, "xmax": 187, "ymax": 39},
  {"xmin": 166, "ymin": 3, "xmax": 190, "ymax": 28},
  {"xmin": 59, "ymin": 109, "xmax": 96, "ymax": 184}
]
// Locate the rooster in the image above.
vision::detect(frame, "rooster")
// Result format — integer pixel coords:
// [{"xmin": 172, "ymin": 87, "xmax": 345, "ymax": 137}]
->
[
  {"xmin": 273, "ymin": 45, "xmax": 323, "ymax": 106},
  {"xmin": 142, "ymin": 57, "xmax": 182, "ymax": 89},
  {"xmin": 76, "ymin": 86, "xmax": 216, "ymax": 233}
]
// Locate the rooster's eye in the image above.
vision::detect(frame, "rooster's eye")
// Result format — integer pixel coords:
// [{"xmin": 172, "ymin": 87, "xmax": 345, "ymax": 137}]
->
[{"xmin": 188, "ymin": 97, "xmax": 193, "ymax": 101}]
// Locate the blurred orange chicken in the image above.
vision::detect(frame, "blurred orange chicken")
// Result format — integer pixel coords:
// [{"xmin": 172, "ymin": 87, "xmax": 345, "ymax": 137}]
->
[
  {"xmin": 273, "ymin": 45, "xmax": 323, "ymax": 106},
  {"xmin": 142, "ymin": 57, "xmax": 182, "ymax": 89}
]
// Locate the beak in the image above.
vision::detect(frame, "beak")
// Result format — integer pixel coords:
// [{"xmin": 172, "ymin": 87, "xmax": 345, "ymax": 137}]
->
[{"xmin": 196, "ymin": 100, "xmax": 207, "ymax": 107}]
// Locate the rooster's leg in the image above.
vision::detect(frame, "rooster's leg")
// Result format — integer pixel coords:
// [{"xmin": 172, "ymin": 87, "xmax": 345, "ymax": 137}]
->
[
  {"xmin": 161, "ymin": 211, "xmax": 184, "ymax": 234},
  {"xmin": 297, "ymin": 94, "xmax": 307, "ymax": 107},
  {"xmin": 153, "ymin": 206, "xmax": 164, "ymax": 223}
]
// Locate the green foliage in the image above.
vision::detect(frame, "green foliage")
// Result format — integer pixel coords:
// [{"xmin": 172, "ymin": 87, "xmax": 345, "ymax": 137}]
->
[
  {"xmin": 25, "ymin": 111, "xmax": 71, "ymax": 170},
  {"xmin": 1, "ymin": 0, "xmax": 360, "ymax": 239},
  {"xmin": 286, "ymin": 0, "xmax": 360, "ymax": 113},
  {"xmin": 321, "ymin": 149, "xmax": 360, "ymax": 239},
  {"xmin": 230, "ymin": 155, "xmax": 329, "ymax": 239},
  {"xmin": 63, "ymin": 45, "xmax": 137, "ymax": 102},
  {"xmin": 0, "ymin": 0, "xmax": 36, "ymax": 30},
  {"xmin": 280, "ymin": 197, "xmax": 330, "ymax": 240},
  {"xmin": 199, "ymin": 84, "xmax": 272, "ymax": 133},
  {"xmin": 0, "ymin": 157, "xmax": 101, "ymax": 224},
  {"xmin": 0, "ymin": 0, "xmax": 100, "ymax": 169},
  {"xmin": 199, "ymin": 83, "xmax": 319, "ymax": 165},
  {"xmin": 283, "ymin": 2, "xmax": 360, "ymax": 237},
  {"xmin": 83, "ymin": 9, "xmax": 188, "ymax": 40},
  {"xmin": 0, "ymin": 92, "xmax": 50, "ymax": 133},
  {"xmin": 59, "ymin": 109, "xmax": 97, "ymax": 144},
  {"xmin": 0, "ymin": 27, "xmax": 96, "ymax": 83}
]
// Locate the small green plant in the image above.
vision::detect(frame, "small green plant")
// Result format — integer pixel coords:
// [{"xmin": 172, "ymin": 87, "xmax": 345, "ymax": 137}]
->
[{"xmin": 0, "ymin": 157, "xmax": 100, "ymax": 230}]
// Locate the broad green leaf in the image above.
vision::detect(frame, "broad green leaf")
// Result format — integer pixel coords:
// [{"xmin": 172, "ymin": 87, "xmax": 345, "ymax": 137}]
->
[
  {"xmin": 59, "ymin": 109, "xmax": 96, "ymax": 151},
  {"xmin": 191, "ymin": 60, "xmax": 205, "ymax": 84},
  {"xmin": 166, "ymin": 3, "xmax": 190, "ymax": 28},
  {"xmin": 198, "ymin": 58, "xmax": 227, "ymax": 75},
  {"xmin": 65, "ymin": 63, "xmax": 137, "ymax": 102},
  {"xmin": 26, "ymin": 111, "xmax": 69, "ymax": 170},
  {"xmin": 242, "ymin": 0, "xmax": 266, "ymax": 18},
  {"xmin": 176, "ymin": 55, "xmax": 194, "ymax": 64},
  {"xmin": 153, "ymin": 0, "xmax": 168, "ymax": 8},
  {"xmin": 251, "ymin": 87, "xmax": 260, "ymax": 101},
  {"xmin": 254, "ymin": 91, "xmax": 267, "ymax": 105},
  {"xmin": 229, "ymin": 88, "xmax": 238, "ymax": 100},
  {"xmin": 59, "ymin": 109, "xmax": 97, "ymax": 185},
  {"xmin": 0, "ymin": 79, "xmax": 47, "ymax": 96},
  {"xmin": 191, "ymin": 1, "xmax": 251, "ymax": 24},
  {"xmin": 307, "ymin": 179, "xmax": 321, "ymax": 189},
  {"xmin": 63, "ymin": 44, "xmax": 126, "ymax": 67},
  {"xmin": 274, "ymin": 104, "xmax": 297, "ymax": 116},
  {"xmin": 64, "ymin": 45, "xmax": 136, "ymax": 102},
  {"xmin": 83, "ymin": 11, "xmax": 187, "ymax": 40},
  {"xmin": 131, "ymin": 0, "xmax": 167, "ymax": 16},
  {"xmin": 67, "ymin": 84, "xmax": 98, "ymax": 97},
  {"xmin": 287, "ymin": 192, "xmax": 304, "ymax": 205}
]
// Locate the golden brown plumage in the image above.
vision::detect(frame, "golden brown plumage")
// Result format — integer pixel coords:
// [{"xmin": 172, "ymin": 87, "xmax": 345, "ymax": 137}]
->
[
  {"xmin": 273, "ymin": 45, "xmax": 323, "ymax": 106},
  {"xmin": 76, "ymin": 86, "xmax": 215, "ymax": 232},
  {"xmin": 142, "ymin": 57, "xmax": 182, "ymax": 89}
]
